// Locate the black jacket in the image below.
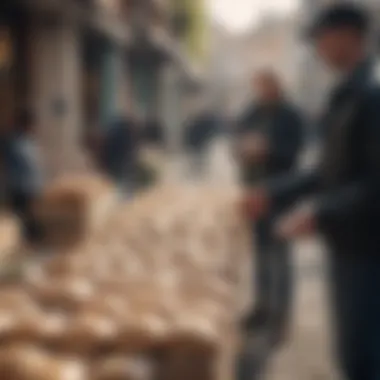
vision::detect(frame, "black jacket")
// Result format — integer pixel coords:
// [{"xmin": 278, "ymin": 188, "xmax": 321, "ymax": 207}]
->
[
  {"xmin": 236, "ymin": 102, "xmax": 303, "ymax": 184},
  {"xmin": 101, "ymin": 117, "xmax": 139, "ymax": 181},
  {"xmin": 184, "ymin": 112, "xmax": 220, "ymax": 152},
  {"xmin": 269, "ymin": 60, "xmax": 380, "ymax": 253}
]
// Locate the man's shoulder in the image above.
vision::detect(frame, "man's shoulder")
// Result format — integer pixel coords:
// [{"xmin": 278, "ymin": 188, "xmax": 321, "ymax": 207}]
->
[
  {"xmin": 362, "ymin": 81, "xmax": 380, "ymax": 107},
  {"xmin": 280, "ymin": 103, "xmax": 303, "ymax": 124},
  {"xmin": 283, "ymin": 102, "xmax": 302, "ymax": 115},
  {"xmin": 364, "ymin": 64, "xmax": 380, "ymax": 99},
  {"xmin": 237, "ymin": 103, "xmax": 258, "ymax": 124}
]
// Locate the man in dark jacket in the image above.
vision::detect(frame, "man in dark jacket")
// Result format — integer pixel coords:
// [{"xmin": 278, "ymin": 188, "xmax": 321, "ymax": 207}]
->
[
  {"xmin": 236, "ymin": 70, "xmax": 303, "ymax": 343},
  {"xmin": 101, "ymin": 117, "xmax": 139, "ymax": 188},
  {"xmin": 143, "ymin": 117, "xmax": 165, "ymax": 147},
  {"xmin": 184, "ymin": 110, "xmax": 220, "ymax": 176},
  {"xmin": 96, "ymin": 115, "xmax": 140, "ymax": 198},
  {"xmin": 2, "ymin": 109, "xmax": 44, "ymax": 244},
  {"xmin": 244, "ymin": 4, "xmax": 380, "ymax": 379}
]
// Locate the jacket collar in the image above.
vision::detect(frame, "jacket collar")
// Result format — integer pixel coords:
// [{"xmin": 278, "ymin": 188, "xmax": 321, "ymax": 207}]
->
[{"xmin": 330, "ymin": 59, "xmax": 373, "ymax": 104}]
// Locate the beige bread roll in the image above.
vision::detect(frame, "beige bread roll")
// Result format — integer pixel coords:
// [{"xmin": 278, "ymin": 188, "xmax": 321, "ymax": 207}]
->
[
  {"xmin": 0, "ymin": 287, "xmax": 31, "ymax": 308},
  {"xmin": 156, "ymin": 351, "xmax": 216, "ymax": 380},
  {"xmin": 36, "ymin": 312, "xmax": 69, "ymax": 347},
  {"xmin": 42, "ymin": 255, "xmax": 87, "ymax": 278},
  {"xmin": 116, "ymin": 312, "xmax": 169, "ymax": 352},
  {"xmin": 33, "ymin": 277, "xmax": 95, "ymax": 311},
  {"xmin": 59, "ymin": 312, "xmax": 118, "ymax": 354},
  {"xmin": 0, "ymin": 345, "xmax": 88, "ymax": 380},
  {"xmin": 165, "ymin": 312, "xmax": 221, "ymax": 354},
  {"xmin": 91, "ymin": 356, "xmax": 154, "ymax": 380},
  {"xmin": 82, "ymin": 295, "xmax": 129, "ymax": 321},
  {"xmin": 0, "ymin": 310, "xmax": 18, "ymax": 341},
  {"xmin": 5, "ymin": 310, "xmax": 69, "ymax": 347},
  {"xmin": 0, "ymin": 345, "xmax": 52, "ymax": 380}
]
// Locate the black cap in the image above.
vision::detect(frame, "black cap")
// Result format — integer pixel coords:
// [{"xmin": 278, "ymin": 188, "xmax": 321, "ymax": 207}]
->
[{"xmin": 306, "ymin": 3, "xmax": 370, "ymax": 40}]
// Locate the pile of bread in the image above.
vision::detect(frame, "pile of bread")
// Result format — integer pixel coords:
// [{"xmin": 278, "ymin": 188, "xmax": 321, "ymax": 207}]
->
[{"xmin": 0, "ymin": 184, "xmax": 250, "ymax": 380}]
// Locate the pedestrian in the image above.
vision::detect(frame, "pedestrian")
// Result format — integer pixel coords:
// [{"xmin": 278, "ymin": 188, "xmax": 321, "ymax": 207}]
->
[
  {"xmin": 235, "ymin": 70, "xmax": 303, "ymax": 345},
  {"xmin": 184, "ymin": 109, "xmax": 220, "ymax": 177},
  {"xmin": 143, "ymin": 116, "xmax": 165, "ymax": 147},
  {"xmin": 98, "ymin": 114, "xmax": 140, "ymax": 199},
  {"xmin": 244, "ymin": 4, "xmax": 380, "ymax": 379},
  {"xmin": 2, "ymin": 109, "xmax": 44, "ymax": 245}
]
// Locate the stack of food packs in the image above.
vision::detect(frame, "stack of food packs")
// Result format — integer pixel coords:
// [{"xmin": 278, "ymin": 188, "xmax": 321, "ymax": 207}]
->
[{"xmin": 0, "ymin": 184, "xmax": 250, "ymax": 380}]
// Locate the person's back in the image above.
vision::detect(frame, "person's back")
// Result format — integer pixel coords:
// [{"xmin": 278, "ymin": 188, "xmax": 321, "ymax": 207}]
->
[
  {"xmin": 100, "ymin": 116, "xmax": 140, "ymax": 197},
  {"xmin": 2, "ymin": 110, "xmax": 44, "ymax": 244},
  {"xmin": 143, "ymin": 118, "xmax": 164, "ymax": 147},
  {"xmin": 184, "ymin": 112, "xmax": 218, "ymax": 152},
  {"xmin": 102, "ymin": 117, "xmax": 138, "ymax": 178},
  {"xmin": 4, "ymin": 132, "xmax": 43, "ymax": 196},
  {"xmin": 235, "ymin": 73, "xmax": 303, "ymax": 186}
]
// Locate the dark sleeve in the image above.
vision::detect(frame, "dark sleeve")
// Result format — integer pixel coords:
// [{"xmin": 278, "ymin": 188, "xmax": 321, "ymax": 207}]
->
[
  {"xmin": 268, "ymin": 108, "xmax": 304, "ymax": 169},
  {"xmin": 266, "ymin": 169, "xmax": 320, "ymax": 209},
  {"xmin": 235, "ymin": 106, "xmax": 257, "ymax": 135},
  {"xmin": 315, "ymin": 90, "xmax": 380, "ymax": 229}
]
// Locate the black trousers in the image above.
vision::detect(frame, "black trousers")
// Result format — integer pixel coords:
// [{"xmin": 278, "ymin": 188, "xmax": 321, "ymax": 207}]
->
[
  {"xmin": 253, "ymin": 217, "xmax": 293, "ymax": 328},
  {"xmin": 329, "ymin": 253, "xmax": 380, "ymax": 380},
  {"xmin": 8, "ymin": 191, "xmax": 41, "ymax": 243}
]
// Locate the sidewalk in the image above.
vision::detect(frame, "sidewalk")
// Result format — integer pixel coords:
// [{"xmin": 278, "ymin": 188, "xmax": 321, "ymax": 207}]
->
[
  {"xmin": 267, "ymin": 238, "xmax": 339, "ymax": 380},
  {"xmin": 236, "ymin": 238, "xmax": 338, "ymax": 380}
]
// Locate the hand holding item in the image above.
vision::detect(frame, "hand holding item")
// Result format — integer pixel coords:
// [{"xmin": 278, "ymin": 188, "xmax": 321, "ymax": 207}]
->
[
  {"xmin": 240, "ymin": 187, "xmax": 271, "ymax": 220},
  {"xmin": 275, "ymin": 202, "xmax": 317, "ymax": 240},
  {"xmin": 238, "ymin": 132, "xmax": 269, "ymax": 164}
]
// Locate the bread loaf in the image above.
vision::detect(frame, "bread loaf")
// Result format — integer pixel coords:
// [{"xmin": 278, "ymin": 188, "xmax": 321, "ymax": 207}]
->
[
  {"xmin": 0, "ymin": 183, "xmax": 248, "ymax": 380},
  {"xmin": 92, "ymin": 356, "xmax": 154, "ymax": 380}
]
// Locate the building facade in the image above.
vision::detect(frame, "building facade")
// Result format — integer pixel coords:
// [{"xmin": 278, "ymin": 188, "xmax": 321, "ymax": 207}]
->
[
  {"xmin": 0, "ymin": 0, "xmax": 199, "ymax": 177},
  {"xmin": 0, "ymin": 0, "xmax": 132, "ymax": 177}
]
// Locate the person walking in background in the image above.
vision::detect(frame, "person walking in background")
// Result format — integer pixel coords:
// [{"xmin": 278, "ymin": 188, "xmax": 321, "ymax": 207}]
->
[
  {"xmin": 143, "ymin": 116, "xmax": 165, "ymax": 147},
  {"xmin": 183, "ymin": 108, "xmax": 220, "ymax": 177},
  {"xmin": 87, "ymin": 113, "xmax": 141, "ymax": 198},
  {"xmin": 2, "ymin": 109, "xmax": 44, "ymax": 245},
  {"xmin": 235, "ymin": 70, "xmax": 303, "ymax": 345},
  {"xmin": 244, "ymin": 4, "xmax": 380, "ymax": 379}
]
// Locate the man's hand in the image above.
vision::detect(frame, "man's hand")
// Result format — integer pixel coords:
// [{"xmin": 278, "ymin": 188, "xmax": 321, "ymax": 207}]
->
[
  {"xmin": 275, "ymin": 202, "xmax": 317, "ymax": 240},
  {"xmin": 238, "ymin": 132, "xmax": 269, "ymax": 164},
  {"xmin": 241, "ymin": 187, "xmax": 271, "ymax": 220}
]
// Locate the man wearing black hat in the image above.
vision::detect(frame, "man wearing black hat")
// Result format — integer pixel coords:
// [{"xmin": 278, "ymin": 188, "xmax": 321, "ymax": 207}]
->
[{"xmin": 242, "ymin": 3, "xmax": 380, "ymax": 380}]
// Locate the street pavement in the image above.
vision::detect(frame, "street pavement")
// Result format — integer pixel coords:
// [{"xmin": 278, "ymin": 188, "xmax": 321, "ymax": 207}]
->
[{"xmin": 266, "ymin": 238, "xmax": 339, "ymax": 380}]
